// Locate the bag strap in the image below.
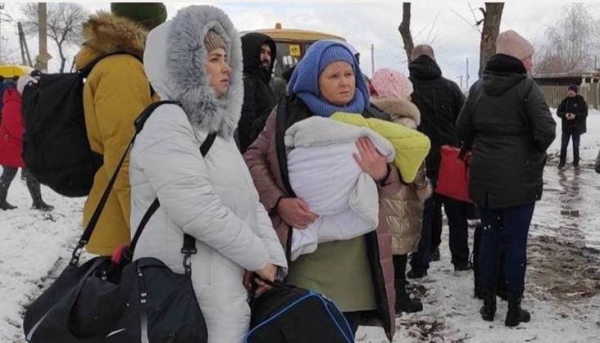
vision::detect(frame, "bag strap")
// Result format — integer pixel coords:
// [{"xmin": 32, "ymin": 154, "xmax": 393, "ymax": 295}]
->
[
  {"xmin": 79, "ymin": 51, "xmax": 142, "ymax": 77},
  {"xmin": 70, "ymin": 101, "xmax": 179, "ymax": 265},
  {"xmin": 127, "ymin": 132, "xmax": 216, "ymax": 254},
  {"xmin": 79, "ymin": 51, "xmax": 155, "ymax": 97}
]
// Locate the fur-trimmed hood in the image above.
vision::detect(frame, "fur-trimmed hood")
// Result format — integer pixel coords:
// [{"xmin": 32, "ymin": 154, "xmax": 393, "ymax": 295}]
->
[
  {"xmin": 371, "ymin": 97, "xmax": 421, "ymax": 129},
  {"xmin": 144, "ymin": 5, "xmax": 243, "ymax": 138},
  {"xmin": 75, "ymin": 12, "xmax": 147, "ymax": 70}
]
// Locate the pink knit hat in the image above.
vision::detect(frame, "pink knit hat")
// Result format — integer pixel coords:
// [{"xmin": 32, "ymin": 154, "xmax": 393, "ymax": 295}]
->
[
  {"xmin": 496, "ymin": 30, "xmax": 534, "ymax": 60},
  {"xmin": 370, "ymin": 68, "xmax": 413, "ymax": 99}
]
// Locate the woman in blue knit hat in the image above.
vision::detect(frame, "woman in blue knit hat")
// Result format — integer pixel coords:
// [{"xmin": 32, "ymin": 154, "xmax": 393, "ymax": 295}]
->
[{"xmin": 244, "ymin": 40, "xmax": 400, "ymax": 341}]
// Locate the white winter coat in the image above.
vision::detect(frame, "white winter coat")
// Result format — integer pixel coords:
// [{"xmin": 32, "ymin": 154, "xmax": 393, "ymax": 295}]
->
[
  {"xmin": 285, "ymin": 117, "xmax": 395, "ymax": 260},
  {"xmin": 129, "ymin": 6, "xmax": 287, "ymax": 343}
]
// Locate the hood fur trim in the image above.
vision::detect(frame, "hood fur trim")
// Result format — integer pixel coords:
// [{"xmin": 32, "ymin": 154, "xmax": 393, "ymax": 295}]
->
[
  {"xmin": 81, "ymin": 12, "xmax": 147, "ymax": 58},
  {"xmin": 164, "ymin": 5, "xmax": 243, "ymax": 138},
  {"xmin": 372, "ymin": 97, "xmax": 421, "ymax": 129}
]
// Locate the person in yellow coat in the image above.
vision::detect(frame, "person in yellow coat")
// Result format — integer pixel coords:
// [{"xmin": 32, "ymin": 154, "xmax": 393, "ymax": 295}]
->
[{"xmin": 74, "ymin": 3, "xmax": 167, "ymax": 256}]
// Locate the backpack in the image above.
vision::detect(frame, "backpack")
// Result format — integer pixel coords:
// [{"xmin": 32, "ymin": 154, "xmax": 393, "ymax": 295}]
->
[{"xmin": 21, "ymin": 52, "xmax": 149, "ymax": 197}]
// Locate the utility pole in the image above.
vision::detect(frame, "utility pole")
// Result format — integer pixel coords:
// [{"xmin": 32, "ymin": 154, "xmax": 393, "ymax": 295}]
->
[
  {"xmin": 458, "ymin": 75, "xmax": 463, "ymax": 90},
  {"xmin": 37, "ymin": 2, "xmax": 49, "ymax": 72},
  {"xmin": 371, "ymin": 44, "xmax": 375, "ymax": 76},
  {"xmin": 466, "ymin": 58, "xmax": 469, "ymax": 89}
]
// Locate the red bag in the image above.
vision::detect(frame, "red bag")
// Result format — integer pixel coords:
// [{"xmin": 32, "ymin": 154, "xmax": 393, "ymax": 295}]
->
[{"xmin": 435, "ymin": 145, "xmax": 473, "ymax": 203}]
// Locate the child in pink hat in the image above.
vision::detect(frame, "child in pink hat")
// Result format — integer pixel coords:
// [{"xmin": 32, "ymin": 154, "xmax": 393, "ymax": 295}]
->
[{"xmin": 371, "ymin": 67, "xmax": 413, "ymax": 100}]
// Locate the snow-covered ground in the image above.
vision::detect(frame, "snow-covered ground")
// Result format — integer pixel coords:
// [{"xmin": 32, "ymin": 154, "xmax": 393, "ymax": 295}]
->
[{"xmin": 1, "ymin": 110, "xmax": 599, "ymax": 342}]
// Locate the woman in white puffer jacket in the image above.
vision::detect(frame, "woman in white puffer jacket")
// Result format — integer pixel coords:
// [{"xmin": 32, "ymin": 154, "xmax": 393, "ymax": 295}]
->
[{"xmin": 129, "ymin": 5, "xmax": 287, "ymax": 343}]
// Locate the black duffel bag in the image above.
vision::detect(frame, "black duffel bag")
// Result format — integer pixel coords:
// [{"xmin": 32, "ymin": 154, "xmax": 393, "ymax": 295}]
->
[
  {"xmin": 245, "ymin": 280, "xmax": 354, "ymax": 343},
  {"xmin": 23, "ymin": 101, "xmax": 215, "ymax": 343}
]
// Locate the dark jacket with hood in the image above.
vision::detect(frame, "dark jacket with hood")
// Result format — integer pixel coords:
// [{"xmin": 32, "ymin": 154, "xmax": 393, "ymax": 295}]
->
[
  {"xmin": 409, "ymin": 55, "xmax": 465, "ymax": 179},
  {"xmin": 456, "ymin": 54, "xmax": 556, "ymax": 209},
  {"xmin": 557, "ymin": 94, "xmax": 587, "ymax": 134},
  {"xmin": 238, "ymin": 32, "xmax": 277, "ymax": 152}
]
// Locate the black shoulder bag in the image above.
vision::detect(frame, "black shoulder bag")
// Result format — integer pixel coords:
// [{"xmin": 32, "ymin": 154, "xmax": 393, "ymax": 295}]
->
[{"xmin": 23, "ymin": 101, "xmax": 216, "ymax": 343}]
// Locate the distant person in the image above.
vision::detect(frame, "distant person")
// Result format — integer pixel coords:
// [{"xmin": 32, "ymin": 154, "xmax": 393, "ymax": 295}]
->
[
  {"xmin": 457, "ymin": 30, "xmax": 556, "ymax": 327},
  {"xmin": 75, "ymin": 3, "xmax": 166, "ymax": 256},
  {"xmin": 0, "ymin": 76, "xmax": 53, "ymax": 211},
  {"xmin": 407, "ymin": 44, "xmax": 470, "ymax": 278},
  {"xmin": 557, "ymin": 84, "xmax": 588, "ymax": 168},
  {"xmin": 238, "ymin": 32, "xmax": 277, "ymax": 153}
]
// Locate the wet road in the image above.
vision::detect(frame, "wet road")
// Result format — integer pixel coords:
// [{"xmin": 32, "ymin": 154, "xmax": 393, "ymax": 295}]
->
[{"xmin": 534, "ymin": 165, "xmax": 600, "ymax": 251}]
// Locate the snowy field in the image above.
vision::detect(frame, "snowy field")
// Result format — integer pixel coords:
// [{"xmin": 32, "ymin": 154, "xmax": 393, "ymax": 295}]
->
[{"xmin": 1, "ymin": 110, "xmax": 599, "ymax": 342}]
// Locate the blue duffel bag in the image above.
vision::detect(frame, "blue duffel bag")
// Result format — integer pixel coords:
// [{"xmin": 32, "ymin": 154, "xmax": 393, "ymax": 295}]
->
[{"xmin": 245, "ymin": 281, "xmax": 354, "ymax": 343}]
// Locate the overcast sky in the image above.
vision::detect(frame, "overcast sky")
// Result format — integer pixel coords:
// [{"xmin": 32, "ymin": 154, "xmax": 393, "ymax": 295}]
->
[{"xmin": 1, "ymin": 1, "xmax": 597, "ymax": 90}]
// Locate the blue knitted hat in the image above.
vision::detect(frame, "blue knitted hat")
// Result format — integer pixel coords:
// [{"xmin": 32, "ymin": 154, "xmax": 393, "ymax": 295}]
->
[
  {"xmin": 318, "ymin": 45, "xmax": 356, "ymax": 74},
  {"xmin": 289, "ymin": 40, "xmax": 369, "ymax": 117}
]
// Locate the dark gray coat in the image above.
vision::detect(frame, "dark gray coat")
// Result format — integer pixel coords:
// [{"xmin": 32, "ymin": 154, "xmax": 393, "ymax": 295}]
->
[
  {"xmin": 457, "ymin": 54, "xmax": 556, "ymax": 209},
  {"xmin": 557, "ymin": 95, "xmax": 588, "ymax": 134}
]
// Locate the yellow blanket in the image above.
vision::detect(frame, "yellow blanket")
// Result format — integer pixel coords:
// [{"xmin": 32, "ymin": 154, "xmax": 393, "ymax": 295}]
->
[{"xmin": 331, "ymin": 112, "xmax": 430, "ymax": 183}]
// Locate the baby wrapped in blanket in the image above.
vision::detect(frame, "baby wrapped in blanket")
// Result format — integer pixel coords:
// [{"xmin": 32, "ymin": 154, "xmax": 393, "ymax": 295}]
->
[{"xmin": 285, "ymin": 116, "xmax": 395, "ymax": 260}]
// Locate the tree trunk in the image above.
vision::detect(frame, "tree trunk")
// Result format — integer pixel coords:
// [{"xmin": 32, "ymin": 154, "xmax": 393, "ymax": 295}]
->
[
  {"xmin": 479, "ymin": 3, "xmax": 504, "ymax": 77},
  {"xmin": 399, "ymin": 2, "xmax": 415, "ymax": 63},
  {"xmin": 57, "ymin": 41, "xmax": 66, "ymax": 73}
]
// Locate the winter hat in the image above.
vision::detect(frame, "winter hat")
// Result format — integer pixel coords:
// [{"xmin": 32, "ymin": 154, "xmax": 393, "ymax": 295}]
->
[
  {"xmin": 371, "ymin": 68, "xmax": 413, "ymax": 99},
  {"xmin": 289, "ymin": 40, "xmax": 369, "ymax": 117},
  {"xmin": 111, "ymin": 3, "xmax": 167, "ymax": 31},
  {"xmin": 30, "ymin": 69, "xmax": 42, "ymax": 78},
  {"xmin": 204, "ymin": 30, "xmax": 227, "ymax": 52},
  {"xmin": 496, "ymin": 30, "xmax": 534, "ymax": 60},
  {"xmin": 568, "ymin": 84, "xmax": 579, "ymax": 94},
  {"xmin": 318, "ymin": 45, "xmax": 356, "ymax": 74},
  {"xmin": 17, "ymin": 75, "xmax": 36, "ymax": 95}
]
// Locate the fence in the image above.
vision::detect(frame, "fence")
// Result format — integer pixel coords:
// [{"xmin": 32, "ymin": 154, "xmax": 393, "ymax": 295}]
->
[{"xmin": 539, "ymin": 83, "xmax": 600, "ymax": 109}]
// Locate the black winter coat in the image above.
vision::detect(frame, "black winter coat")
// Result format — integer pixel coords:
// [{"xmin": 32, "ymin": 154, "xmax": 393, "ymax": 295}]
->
[
  {"xmin": 557, "ymin": 95, "xmax": 587, "ymax": 134},
  {"xmin": 409, "ymin": 55, "xmax": 465, "ymax": 178},
  {"xmin": 456, "ymin": 54, "xmax": 556, "ymax": 209},
  {"xmin": 238, "ymin": 33, "xmax": 277, "ymax": 152}
]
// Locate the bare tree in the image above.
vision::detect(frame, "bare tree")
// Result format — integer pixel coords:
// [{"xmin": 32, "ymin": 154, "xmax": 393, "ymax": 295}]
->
[
  {"xmin": 21, "ymin": 3, "xmax": 88, "ymax": 73},
  {"xmin": 478, "ymin": 3, "xmax": 504, "ymax": 77},
  {"xmin": 398, "ymin": 3, "xmax": 415, "ymax": 63},
  {"xmin": 535, "ymin": 3, "xmax": 599, "ymax": 75}
]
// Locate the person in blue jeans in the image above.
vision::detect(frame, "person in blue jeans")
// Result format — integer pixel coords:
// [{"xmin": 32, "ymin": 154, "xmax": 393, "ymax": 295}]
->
[{"xmin": 456, "ymin": 30, "xmax": 556, "ymax": 327}]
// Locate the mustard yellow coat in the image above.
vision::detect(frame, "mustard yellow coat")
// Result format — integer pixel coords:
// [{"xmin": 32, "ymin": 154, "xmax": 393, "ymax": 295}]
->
[{"xmin": 75, "ymin": 13, "xmax": 156, "ymax": 255}]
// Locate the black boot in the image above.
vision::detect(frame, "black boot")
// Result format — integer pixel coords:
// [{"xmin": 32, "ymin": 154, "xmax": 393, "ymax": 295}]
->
[
  {"xmin": 505, "ymin": 294, "xmax": 531, "ymax": 327},
  {"xmin": 26, "ymin": 174, "xmax": 54, "ymax": 211},
  {"xmin": 0, "ymin": 182, "xmax": 17, "ymax": 210},
  {"xmin": 393, "ymin": 255, "xmax": 423, "ymax": 314},
  {"xmin": 395, "ymin": 282, "xmax": 423, "ymax": 314},
  {"xmin": 480, "ymin": 288, "xmax": 496, "ymax": 321}
]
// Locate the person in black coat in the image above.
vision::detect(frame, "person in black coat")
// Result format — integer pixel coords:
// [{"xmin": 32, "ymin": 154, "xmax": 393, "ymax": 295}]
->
[
  {"xmin": 457, "ymin": 30, "xmax": 556, "ymax": 327},
  {"xmin": 557, "ymin": 84, "xmax": 588, "ymax": 168},
  {"xmin": 407, "ymin": 44, "xmax": 470, "ymax": 278},
  {"xmin": 238, "ymin": 32, "xmax": 277, "ymax": 153}
]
